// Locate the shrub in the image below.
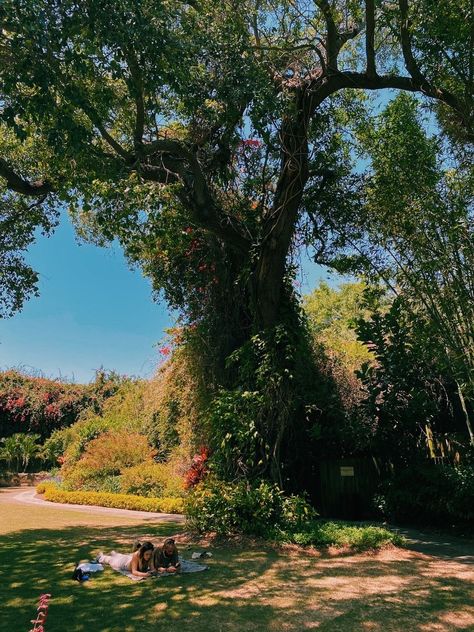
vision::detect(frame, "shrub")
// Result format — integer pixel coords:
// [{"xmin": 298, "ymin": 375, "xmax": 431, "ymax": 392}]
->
[
  {"xmin": 60, "ymin": 430, "xmax": 156, "ymax": 491},
  {"xmin": 185, "ymin": 478, "xmax": 315, "ymax": 536},
  {"xmin": 78, "ymin": 431, "xmax": 154, "ymax": 474},
  {"xmin": 120, "ymin": 462, "xmax": 184, "ymax": 498},
  {"xmin": 50, "ymin": 381, "xmax": 152, "ymax": 474},
  {"xmin": 36, "ymin": 483, "xmax": 184, "ymax": 513},
  {"xmin": 0, "ymin": 369, "xmax": 124, "ymax": 439},
  {"xmin": 271, "ymin": 521, "xmax": 405, "ymax": 550},
  {"xmin": 184, "ymin": 478, "xmax": 401, "ymax": 550},
  {"xmin": 59, "ymin": 416, "xmax": 110, "ymax": 466},
  {"xmin": 36, "ymin": 481, "xmax": 55, "ymax": 495},
  {"xmin": 61, "ymin": 466, "xmax": 122, "ymax": 493},
  {"xmin": 377, "ymin": 462, "xmax": 474, "ymax": 524}
]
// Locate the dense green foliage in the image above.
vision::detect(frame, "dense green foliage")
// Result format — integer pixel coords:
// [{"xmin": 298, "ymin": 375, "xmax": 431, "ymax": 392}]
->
[
  {"xmin": 185, "ymin": 477, "xmax": 403, "ymax": 550},
  {"xmin": 185, "ymin": 477, "xmax": 317, "ymax": 536},
  {"xmin": 376, "ymin": 462, "xmax": 474, "ymax": 525},
  {"xmin": 355, "ymin": 298, "xmax": 463, "ymax": 460},
  {"xmin": 335, "ymin": 94, "xmax": 474, "ymax": 446}
]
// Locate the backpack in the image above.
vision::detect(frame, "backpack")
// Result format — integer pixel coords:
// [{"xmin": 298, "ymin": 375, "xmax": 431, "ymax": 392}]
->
[{"xmin": 72, "ymin": 565, "xmax": 89, "ymax": 582}]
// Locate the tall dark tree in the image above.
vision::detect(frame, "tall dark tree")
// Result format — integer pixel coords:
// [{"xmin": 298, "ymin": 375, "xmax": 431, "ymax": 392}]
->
[{"xmin": 1, "ymin": 0, "xmax": 472, "ymax": 484}]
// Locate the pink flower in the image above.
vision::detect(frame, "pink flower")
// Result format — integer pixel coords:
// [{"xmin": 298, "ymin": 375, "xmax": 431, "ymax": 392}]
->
[{"xmin": 159, "ymin": 346, "xmax": 171, "ymax": 356}]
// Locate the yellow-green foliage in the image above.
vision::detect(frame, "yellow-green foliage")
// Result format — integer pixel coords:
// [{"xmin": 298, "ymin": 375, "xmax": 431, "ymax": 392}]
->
[
  {"xmin": 61, "ymin": 431, "xmax": 156, "ymax": 491},
  {"xmin": 36, "ymin": 482, "xmax": 184, "ymax": 514},
  {"xmin": 36, "ymin": 481, "xmax": 55, "ymax": 495},
  {"xmin": 52, "ymin": 380, "xmax": 150, "ymax": 470},
  {"xmin": 303, "ymin": 281, "xmax": 379, "ymax": 411},
  {"xmin": 79, "ymin": 431, "xmax": 154, "ymax": 473},
  {"xmin": 120, "ymin": 462, "xmax": 184, "ymax": 498},
  {"xmin": 143, "ymin": 345, "xmax": 209, "ymax": 468},
  {"xmin": 303, "ymin": 281, "xmax": 375, "ymax": 371},
  {"xmin": 99, "ymin": 380, "xmax": 148, "ymax": 431}
]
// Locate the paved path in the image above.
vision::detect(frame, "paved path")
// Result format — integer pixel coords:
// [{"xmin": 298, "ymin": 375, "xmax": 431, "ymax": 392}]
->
[
  {"xmin": 390, "ymin": 525, "xmax": 474, "ymax": 565},
  {"xmin": 0, "ymin": 486, "xmax": 185, "ymax": 523}
]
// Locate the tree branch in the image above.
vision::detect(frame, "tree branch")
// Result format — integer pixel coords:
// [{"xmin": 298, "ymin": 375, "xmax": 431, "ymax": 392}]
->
[
  {"xmin": 123, "ymin": 48, "xmax": 145, "ymax": 150},
  {"xmin": 315, "ymin": 0, "xmax": 339, "ymax": 71},
  {"xmin": 398, "ymin": 0, "xmax": 425, "ymax": 84},
  {"xmin": 307, "ymin": 71, "xmax": 473, "ymax": 140},
  {"xmin": 140, "ymin": 140, "xmax": 251, "ymax": 252},
  {"xmin": 365, "ymin": 0, "xmax": 377, "ymax": 78},
  {"xmin": 0, "ymin": 158, "xmax": 54, "ymax": 196}
]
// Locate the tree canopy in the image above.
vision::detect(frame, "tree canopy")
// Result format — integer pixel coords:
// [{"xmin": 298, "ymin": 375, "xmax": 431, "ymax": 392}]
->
[{"xmin": 1, "ymin": 0, "xmax": 472, "ymax": 318}]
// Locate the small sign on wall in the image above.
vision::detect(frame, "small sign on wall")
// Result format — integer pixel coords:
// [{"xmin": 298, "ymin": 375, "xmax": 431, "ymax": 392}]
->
[{"xmin": 340, "ymin": 466, "xmax": 355, "ymax": 477}]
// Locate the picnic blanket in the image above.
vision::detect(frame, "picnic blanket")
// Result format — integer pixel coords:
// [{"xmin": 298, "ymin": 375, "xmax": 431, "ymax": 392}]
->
[
  {"xmin": 77, "ymin": 563, "xmax": 104, "ymax": 573},
  {"xmin": 118, "ymin": 558, "xmax": 208, "ymax": 581}
]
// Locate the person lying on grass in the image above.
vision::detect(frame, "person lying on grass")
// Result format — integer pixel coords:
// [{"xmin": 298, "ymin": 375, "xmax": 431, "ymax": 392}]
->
[
  {"xmin": 99, "ymin": 541, "xmax": 154, "ymax": 578},
  {"xmin": 151, "ymin": 538, "xmax": 181, "ymax": 574}
]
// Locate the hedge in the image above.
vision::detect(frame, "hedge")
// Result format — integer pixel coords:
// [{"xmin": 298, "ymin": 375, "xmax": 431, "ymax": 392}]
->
[{"xmin": 36, "ymin": 482, "xmax": 184, "ymax": 514}]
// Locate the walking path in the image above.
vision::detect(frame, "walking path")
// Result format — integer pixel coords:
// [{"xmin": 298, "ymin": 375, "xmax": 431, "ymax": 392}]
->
[
  {"xmin": 0, "ymin": 486, "xmax": 185, "ymax": 522},
  {"xmin": 391, "ymin": 525, "xmax": 474, "ymax": 565}
]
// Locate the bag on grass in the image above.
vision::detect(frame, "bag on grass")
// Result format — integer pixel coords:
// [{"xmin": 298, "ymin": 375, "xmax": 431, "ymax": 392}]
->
[{"xmin": 72, "ymin": 566, "xmax": 89, "ymax": 582}]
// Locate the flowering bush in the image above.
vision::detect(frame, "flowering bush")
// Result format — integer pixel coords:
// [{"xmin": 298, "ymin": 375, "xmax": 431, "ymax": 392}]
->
[
  {"xmin": 184, "ymin": 447, "xmax": 210, "ymax": 489},
  {"xmin": 0, "ymin": 370, "xmax": 124, "ymax": 440}
]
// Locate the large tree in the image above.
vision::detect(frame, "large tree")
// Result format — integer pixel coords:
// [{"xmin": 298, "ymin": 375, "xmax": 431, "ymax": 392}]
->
[{"xmin": 1, "ymin": 0, "xmax": 472, "ymax": 484}]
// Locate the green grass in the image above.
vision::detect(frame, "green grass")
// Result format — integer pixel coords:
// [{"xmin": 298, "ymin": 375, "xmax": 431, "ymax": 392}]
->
[
  {"xmin": 1, "ymin": 491, "xmax": 473, "ymax": 632},
  {"xmin": 271, "ymin": 520, "xmax": 406, "ymax": 549}
]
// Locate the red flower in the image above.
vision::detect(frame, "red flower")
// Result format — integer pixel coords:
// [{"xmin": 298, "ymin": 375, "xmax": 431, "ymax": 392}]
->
[
  {"xmin": 184, "ymin": 447, "xmax": 210, "ymax": 489},
  {"xmin": 159, "ymin": 346, "xmax": 171, "ymax": 356},
  {"xmin": 44, "ymin": 403, "xmax": 60, "ymax": 418},
  {"xmin": 241, "ymin": 139, "xmax": 261, "ymax": 148}
]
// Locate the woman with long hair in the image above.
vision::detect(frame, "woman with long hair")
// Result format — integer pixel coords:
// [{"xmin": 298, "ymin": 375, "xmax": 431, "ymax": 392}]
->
[{"xmin": 98, "ymin": 541, "xmax": 154, "ymax": 578}]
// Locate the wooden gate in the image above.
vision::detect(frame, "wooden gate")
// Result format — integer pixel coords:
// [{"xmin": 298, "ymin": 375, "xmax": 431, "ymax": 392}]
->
[{"xmin": 317, "ymin": 457, "xmax": 381, "ymax": 519}]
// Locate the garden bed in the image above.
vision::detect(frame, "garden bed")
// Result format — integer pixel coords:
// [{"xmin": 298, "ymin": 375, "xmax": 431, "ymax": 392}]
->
[{"xmin": 36, "ymin": 482, "xmax": 184, "ymax": 514}]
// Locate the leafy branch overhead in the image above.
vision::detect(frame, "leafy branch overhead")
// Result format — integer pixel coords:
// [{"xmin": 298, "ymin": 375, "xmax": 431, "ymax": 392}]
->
[{"xmin": 0, "ymin": 1, "xmax": 472, "ymax": 317}]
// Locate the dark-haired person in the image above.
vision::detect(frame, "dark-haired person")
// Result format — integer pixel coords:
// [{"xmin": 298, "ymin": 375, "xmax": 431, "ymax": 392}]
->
[
  {"xmin": 152, "ymin": 538, "xmax": 181, "ymax": 573},
  {"xmin": 98, "ymin": 541, "xmax": 154, "ymax": 578}
]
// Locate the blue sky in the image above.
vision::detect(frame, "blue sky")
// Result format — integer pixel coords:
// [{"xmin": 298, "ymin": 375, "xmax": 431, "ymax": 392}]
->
[{"xmin": 0, "ymin": 214, "xmax": 330, "ymax": 384}]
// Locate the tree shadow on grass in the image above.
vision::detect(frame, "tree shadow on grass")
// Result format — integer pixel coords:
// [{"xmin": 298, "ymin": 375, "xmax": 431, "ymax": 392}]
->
[
  {"xmin": 0, "ymin": 523, "xmax": 279, "ymax": 632},
  {"xmin": 2, "ymin": 525, "xmax": 473, "ymax": 632},
  {"xmin": 265, "ymin": 551, "xmax": 474, "ymax": 631}
]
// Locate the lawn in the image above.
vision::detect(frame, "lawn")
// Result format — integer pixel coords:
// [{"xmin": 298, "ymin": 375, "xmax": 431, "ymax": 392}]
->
[{"xmin": 1, "ymin": 490, "xmax": 473, "ymax": 632}]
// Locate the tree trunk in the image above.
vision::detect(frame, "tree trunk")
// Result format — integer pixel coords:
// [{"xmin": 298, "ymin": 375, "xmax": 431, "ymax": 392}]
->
[{"xmin": 253, "ymin": 108, "xmax": 310, "ymax": 329}]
